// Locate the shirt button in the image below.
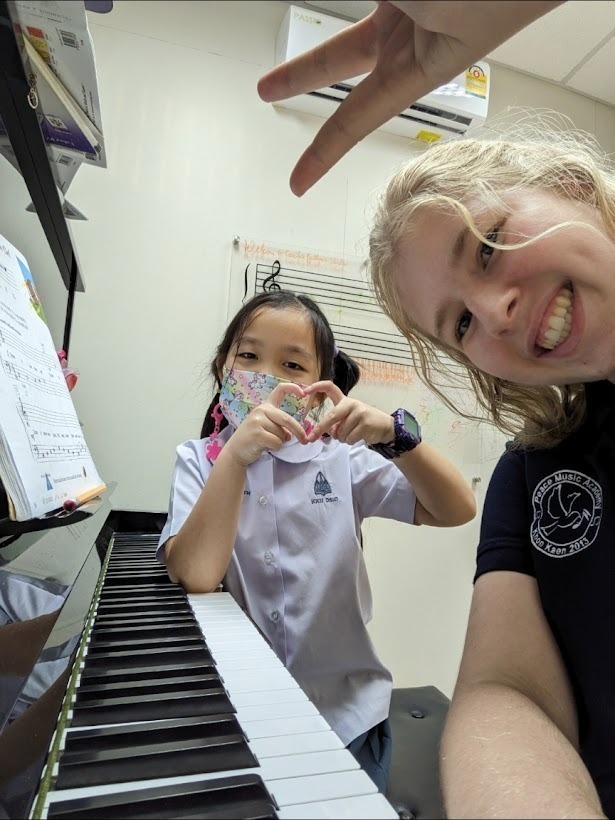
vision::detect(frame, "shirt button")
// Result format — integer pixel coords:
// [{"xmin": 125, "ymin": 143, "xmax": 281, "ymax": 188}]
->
[
  {"xmin": 270, "ymin": 609, "xmax": 279, "ymax": 622},
  {"xmin": 264, "ymin": 550, "xmax": 273, "ymax": 564},
  {"xmin": 259, "ymin": 496, "xmax": 268, "ymax": 507}
]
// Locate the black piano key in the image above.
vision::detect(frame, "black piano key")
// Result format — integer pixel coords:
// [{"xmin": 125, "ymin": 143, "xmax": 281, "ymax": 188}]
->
[
  {"xmin": 55, "ymin": 716, "xmax": 256, "ymax": 790},
  {"xmin": 71, "ymin": 677, "xmax": 233, "ymax": 726},
  {"xmin": 98, "ymin": 585, "xmax": 181, "ymax": 598},
  {"xmin": 76, "ymin": 671, "xmax": 223, "ymax": 699},
  {"xmin": 89, "ymin": 626, "xmax": 203, "ymax": 652},
  {"xmin": 91, "ymin": 614, "xmax": 196, "ymax": 628},
  {"xmin": 95, "ymin": 599, "xmax": 188, "ymax": 611},
  {"xmin": 88, "ymin": 623, "xmax": 202, "ymax": 645},
  {"xmin": 48, "ymin": 774, "xmax": 278, "ymax": 819},
  {"xmin": 93, "ymin": 610, "xmax": 194, "ymax": 626},
  {"xmin": 87, "ymin": 632, "xmax": 203, "ymax": 650},
  {"xmin": 101, "ymin": 575, "xmax": 171, "ymax": 587},
  {"xmin": 83, "ymin": 643, "xmax": 214, "ymax": 671},
  {"xmin": 80, "ymin": 662, "xmax": 217, "ymax": 686}
]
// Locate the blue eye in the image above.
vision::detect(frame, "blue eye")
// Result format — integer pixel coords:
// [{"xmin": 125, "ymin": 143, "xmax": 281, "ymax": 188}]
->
[
  {"xmin": 455, "ymin": 310, "xmax": 472, "ymax": 342},
  {"xmin": 479, "ymin": 227, "xmax": 499, "ymax": 266}
]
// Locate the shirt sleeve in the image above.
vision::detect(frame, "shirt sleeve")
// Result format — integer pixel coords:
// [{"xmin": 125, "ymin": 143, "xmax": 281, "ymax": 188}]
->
[
  {"xmin": 349, "ymin": 444, "xmax": 416, "ymax": 524},
  {"xmin": 157, "ymin": 441, "xmax": 210, "ymax": 564},
  {"xmin": 475, "ymin": 447, "xmax": 535, "ymax": 582}
]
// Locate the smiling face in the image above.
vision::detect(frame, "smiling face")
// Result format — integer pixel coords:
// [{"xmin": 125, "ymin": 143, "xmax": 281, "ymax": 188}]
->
[{"xmin": 394, "ymin": 189, "xmax": 615, "ymax": 386}]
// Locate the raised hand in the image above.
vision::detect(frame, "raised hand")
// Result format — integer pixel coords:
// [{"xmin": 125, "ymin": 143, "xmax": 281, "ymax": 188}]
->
[
  {"xmin": 225, "ymin": 382, "xmax": 309, "ymax": 466},
  {"xmin": 257, "ymin": 1, "xmax": 563, "ymax": 196},
  {"xmin": 304, "ymin": 381, "xmax": 394, "ymax": 446}
]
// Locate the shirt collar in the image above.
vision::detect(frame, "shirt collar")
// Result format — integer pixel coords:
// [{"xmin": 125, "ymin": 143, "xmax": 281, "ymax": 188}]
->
[{"xmin": 271, "ymin": 435, "xmax": 324, "ymax": 463}]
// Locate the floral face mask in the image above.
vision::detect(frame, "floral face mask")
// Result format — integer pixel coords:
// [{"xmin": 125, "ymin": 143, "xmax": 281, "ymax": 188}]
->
[{"xmin": 219, "ymin": 366, "xmax": 312, "ymax": 429}]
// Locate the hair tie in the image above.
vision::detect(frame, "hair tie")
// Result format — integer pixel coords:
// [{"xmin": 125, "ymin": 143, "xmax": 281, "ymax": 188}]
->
[{"xmin": 333, "ymin": 344, "xmax": 340, "ymax": 358}]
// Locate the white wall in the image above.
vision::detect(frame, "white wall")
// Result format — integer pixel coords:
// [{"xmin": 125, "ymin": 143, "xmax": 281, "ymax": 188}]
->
[{"xmin": 2, "ymin": 0, "xmax": 615, "ymax": 697}]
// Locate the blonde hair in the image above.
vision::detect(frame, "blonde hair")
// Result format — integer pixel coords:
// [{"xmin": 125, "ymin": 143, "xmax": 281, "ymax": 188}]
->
[{"xmin": 369, "ymin": 112, "xmax": 615, "ymax": 449}]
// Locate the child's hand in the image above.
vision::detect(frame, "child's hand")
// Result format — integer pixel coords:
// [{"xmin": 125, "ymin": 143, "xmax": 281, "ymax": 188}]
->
[
  {"xmin": 304, "ymin": 381, "xmax": 394, "ymax": 445},
  {"xmin": 224, "ymin": 382, "xmax": 309, "ymax": 466}
]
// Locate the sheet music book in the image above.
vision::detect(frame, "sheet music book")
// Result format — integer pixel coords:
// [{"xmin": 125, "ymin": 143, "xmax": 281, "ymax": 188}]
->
[
  {"xmin": 0, "ymin": 233, "xmax": 105, "ymax": 521},
  {"xmin": 0, "ymin": 0, "xmax": 106, "ymax": 220}
]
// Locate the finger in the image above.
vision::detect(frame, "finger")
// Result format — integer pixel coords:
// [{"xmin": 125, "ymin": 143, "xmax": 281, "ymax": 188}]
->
[
  {"xmin": 332, "ymin": 409, "xmax": 364, "ymax": 444},
  {"xmin": 264, "ymin": 381, "xmax": 306, "ymax": 408},
  {"xmin": 303, "ymin": 380, "xmax": 344, "ymax": 405},
  {"xmin": 257, "ymin": 14, "xmax": 378, "ymax": 103},
  {"xmin": 290, "ymin": 58, "xmax": 434, "ymax": 196},
  {"xmin": 308, "ymin": 402, "xmax": 350, "ymax": 440},
  {"xmin": 262, "ymin": 404, "xmax": 309, "ymax": 443},
  {"xmin": 261, "ymin": 429, "xmax": 290, "ymax": 452}
]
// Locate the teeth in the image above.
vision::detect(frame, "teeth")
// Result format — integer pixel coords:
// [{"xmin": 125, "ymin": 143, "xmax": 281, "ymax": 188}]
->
[{"xmin": 538, "ymin": 286, "xmax": 573, "ymax": 351}]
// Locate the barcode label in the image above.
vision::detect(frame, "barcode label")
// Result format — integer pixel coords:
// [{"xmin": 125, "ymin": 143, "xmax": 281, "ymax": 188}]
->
[
  {"xmin": 59, "ymin": 29, "xmax": 78, "ymax": 49},
  {"xmin": 57, "ymin": 155, "xmax": 72, "ymax": 166}
]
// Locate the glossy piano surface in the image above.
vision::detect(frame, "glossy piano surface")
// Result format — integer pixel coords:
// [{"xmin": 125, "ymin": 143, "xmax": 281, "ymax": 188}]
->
[{"xmin": 0, "ymin": 494, "xmax": 114, "ymax": 819}]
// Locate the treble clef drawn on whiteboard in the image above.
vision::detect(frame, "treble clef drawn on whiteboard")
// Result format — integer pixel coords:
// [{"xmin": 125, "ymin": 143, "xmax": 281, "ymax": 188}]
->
[{"xmin": 261, "ymin": 260, "xmax": 281, "ymax": 293}]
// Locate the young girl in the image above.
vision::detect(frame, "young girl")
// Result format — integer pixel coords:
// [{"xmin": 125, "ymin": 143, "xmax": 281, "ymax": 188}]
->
[
  {"xmin": 367, "ymin": 126, "xmax": 615, "ymax": 817},
  {"xmin": 157, "ymin": 290, "xmax": 475, "ymax": 791}
]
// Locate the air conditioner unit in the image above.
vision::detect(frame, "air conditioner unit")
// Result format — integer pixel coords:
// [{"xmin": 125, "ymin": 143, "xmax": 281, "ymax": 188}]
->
[{"xmin": 273, "ymin": 5, "xmax": 490, "ymax": 143}]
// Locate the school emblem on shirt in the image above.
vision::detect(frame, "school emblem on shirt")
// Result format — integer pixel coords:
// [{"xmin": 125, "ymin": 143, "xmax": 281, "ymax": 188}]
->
[
  {"xmin": 531, "ymin": 470, "xmax": 602, "ymax": 558},
  {"xmin": 314, "ymin": 471, "xmax": 332, "ymax": 496},
  {"xmin": 311, "ymin": 471, "xmax": 338, "ymax": 504}
]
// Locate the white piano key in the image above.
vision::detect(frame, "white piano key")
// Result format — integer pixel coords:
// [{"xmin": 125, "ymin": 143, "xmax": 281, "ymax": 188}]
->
[
  {"xmin": 220, "ymin": 667, "xmax": 299, "ymax": 693},
  {"xmin": 236, "ymin": 700, "xmax": 319, "ymax": 723},
  {"xmin": 250, "ymin": 730, "xmax": 343, "ymax": 759},
  {"xmin": 231, "ymin": 688, "xmax": 307, "ymax": 708},
  {"xmin": 277, "ymin": 793, "xmax": 399, "ymax": 819},
  {"xmin": 259, "ymin": 749, "xmax": 359, "ymax": 781},
  {"xmin": 242, "ymin": 714, "xmax": 331, "ymax": 738},
  {"xmin": 215, "ymin": 655, "xmax": 283, "ymax": 671},
  {"xmin": 212, "ymin": 647, "xmax": 278, "ymax": 661},
  {"xmin": 270, "ymin": 769, "xmax": 378, "ymax": 807},
  {"xmin": 188, "ymin": 592, "xmax": 236, "ymax": 604}
]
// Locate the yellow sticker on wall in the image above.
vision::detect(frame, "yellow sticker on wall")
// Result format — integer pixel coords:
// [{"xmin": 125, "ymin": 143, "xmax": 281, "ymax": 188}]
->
[
  {"xmin": 465, "ymin": 65, "xmax": 488, "ymax": 98},
  {"xmin": 416, "ymin": 130, "xmax": 442, "ymax": 143}
]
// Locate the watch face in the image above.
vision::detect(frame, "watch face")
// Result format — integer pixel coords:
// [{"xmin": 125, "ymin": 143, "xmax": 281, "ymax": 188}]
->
[{"xmin": 403, "ymin": 410, "xmax": 420, "ymax": 438}]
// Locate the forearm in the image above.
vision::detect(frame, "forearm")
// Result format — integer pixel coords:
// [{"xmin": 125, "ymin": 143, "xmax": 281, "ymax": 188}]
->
[
  {"xmin": 441, "ymin": 682, "xmax": 605, "ymax": 820},
  {"xmin": 166, "ymin": 447, "xmax": 247, "ymax": 592},
  {"xmin": 397, "ymin": 440, "xmax": 475, "ymax": 525}
]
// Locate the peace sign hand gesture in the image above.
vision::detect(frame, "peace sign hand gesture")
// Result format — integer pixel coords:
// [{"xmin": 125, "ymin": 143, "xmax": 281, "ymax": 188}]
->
[{"xmin": 258, "ymin": 0, "xmax": 562, "ymax": 196}]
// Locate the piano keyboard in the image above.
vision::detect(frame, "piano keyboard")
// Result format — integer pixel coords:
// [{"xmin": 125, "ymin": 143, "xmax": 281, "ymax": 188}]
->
[{"xmin": 31, "ymin": 533, "xmax": 398, "ymax": 820}]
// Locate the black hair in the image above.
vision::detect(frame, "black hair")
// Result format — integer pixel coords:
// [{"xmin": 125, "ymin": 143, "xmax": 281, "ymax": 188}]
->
[{"xmin": 200, "ymin": 290, "xmax": 360, "ymax": 438}]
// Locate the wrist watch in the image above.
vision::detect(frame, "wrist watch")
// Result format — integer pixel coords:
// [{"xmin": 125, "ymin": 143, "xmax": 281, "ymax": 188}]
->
[{"xmin": 369, "ymin": 408, "xmax": 422, "ymax": 459}]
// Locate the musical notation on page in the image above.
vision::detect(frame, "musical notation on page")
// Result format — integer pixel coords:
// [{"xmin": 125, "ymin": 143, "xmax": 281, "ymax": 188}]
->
[{"xmin": 0, "ymin": 233, "xmax": 104, "ymax": 520}]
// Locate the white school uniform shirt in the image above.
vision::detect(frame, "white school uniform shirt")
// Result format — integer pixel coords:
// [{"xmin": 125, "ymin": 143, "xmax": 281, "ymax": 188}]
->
[{"xmin": 157, "ymin": 425, "xmax": 417, "ymax": 745}]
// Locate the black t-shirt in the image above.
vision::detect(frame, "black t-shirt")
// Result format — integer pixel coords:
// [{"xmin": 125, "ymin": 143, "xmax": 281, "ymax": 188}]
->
[{"xmin": 477, "ymin": 380, "xmax": 615, "ymax": 817}]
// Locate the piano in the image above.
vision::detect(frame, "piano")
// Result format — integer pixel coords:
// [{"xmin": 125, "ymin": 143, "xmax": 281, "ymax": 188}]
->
[{"xmin": 0, "ymin": 503, "xmax": 399, "ymax": 819}]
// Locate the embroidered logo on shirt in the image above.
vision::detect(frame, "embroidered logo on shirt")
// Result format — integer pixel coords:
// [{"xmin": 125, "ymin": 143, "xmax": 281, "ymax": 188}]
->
[
  {"xmin": 311, "ymin": 471, "xmax": 338, "ymax": 504},
  {"xmin": 314, "ymin": 471, "xmax": 332, "ymax": 496},
  {"xmin": 531, "ymin": 470, "xmax": 602, "ymax": 558}
]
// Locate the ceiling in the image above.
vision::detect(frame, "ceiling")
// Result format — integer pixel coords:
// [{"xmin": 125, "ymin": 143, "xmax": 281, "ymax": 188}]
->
[{"xmin": 294, "ymin": 0, "xmax": 615, "ymax": 107}]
